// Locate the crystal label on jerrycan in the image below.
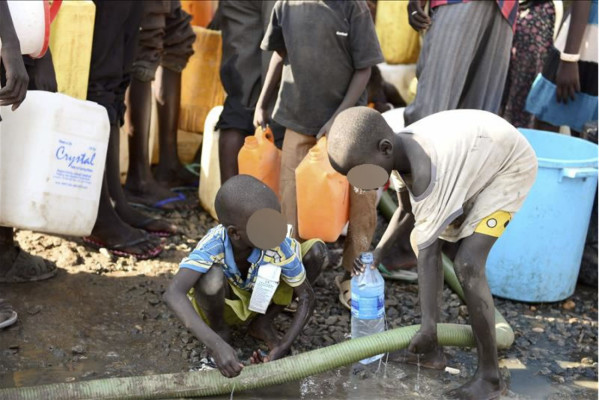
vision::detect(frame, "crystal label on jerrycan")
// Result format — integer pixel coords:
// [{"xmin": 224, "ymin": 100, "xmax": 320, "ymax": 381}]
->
[{"xmin": 48, "ymin": 134, "xmax": 107, "ymax": 201}]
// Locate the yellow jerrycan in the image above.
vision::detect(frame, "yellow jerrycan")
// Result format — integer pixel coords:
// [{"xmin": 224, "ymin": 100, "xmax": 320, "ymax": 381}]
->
[
  {"xmin": 238, "ymin": 126, "xmax": 281, "ymax": 197},
  {"xmin": 295, "ymin": 137, "xmax": 350, "ymax": 242},
  {"xmin": 179, "ymin": 26, "xmax": 226, "ymax": 134},
  {"xmin": 375, "ymin": 1, "xmax": 421, "ymax": 65},
  {"xmin": 49, "ymin": 0, "xmax": 95, "ymax": 100}
]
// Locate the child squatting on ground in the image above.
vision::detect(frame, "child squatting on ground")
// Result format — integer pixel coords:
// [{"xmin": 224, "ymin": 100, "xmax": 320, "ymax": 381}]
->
[
  {"xmin": 326, "ymin": 107, "xmax": 538, "ymax": 400},
  {"xmin": 164, "ymin": 175, "xmax": 327, "ymax": 378}
]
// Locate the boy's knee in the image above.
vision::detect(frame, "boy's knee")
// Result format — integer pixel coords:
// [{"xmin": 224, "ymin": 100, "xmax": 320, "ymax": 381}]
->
[
  {"xmin": 303, "ymin": 241, "xmax": 328, "ymax": 281},
  {"xmin": 453, "ymin": 256, "xmax": 483, "ymax": 281},
  {"xmin": 197, "ymin": 266, "xmax": 226, "ymax": 296}
]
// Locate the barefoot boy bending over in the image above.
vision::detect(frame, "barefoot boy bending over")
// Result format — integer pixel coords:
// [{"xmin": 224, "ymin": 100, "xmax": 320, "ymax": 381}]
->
[
  {"xmin": 164, "ymin": 175, "xmax": 327, "ymax": 378},
  {"xmin": 327, "ymin": 107, "xmax": 537, "ymax": 400}
]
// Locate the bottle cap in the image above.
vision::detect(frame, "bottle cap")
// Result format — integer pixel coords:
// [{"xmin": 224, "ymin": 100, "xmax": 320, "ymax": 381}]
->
[{"xmin": 360, "ymin": 252, "xmax": 373, "ymax": 264}]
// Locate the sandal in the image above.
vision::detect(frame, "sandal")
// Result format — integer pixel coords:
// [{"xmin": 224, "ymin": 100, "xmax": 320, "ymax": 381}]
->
[
  {"xmin": 0, "ymin": 299, "xmax": 17, "ymax": 329},
  {"xmin": 334, "ymin": 275, "xmax": 351, "ymax": 311},
  {"xmin": 0, "ymin": 248, "xmax": 57, "ymax": 283},
  {"xmin": 82, "ymin": 235, "xmax": 163, "ymax": 260}
]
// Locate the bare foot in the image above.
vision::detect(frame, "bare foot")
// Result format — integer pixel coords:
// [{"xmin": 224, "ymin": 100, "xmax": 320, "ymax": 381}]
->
[
  {"xmin": 409, "ymin": 329, "xmax": 438, "ymax": 355},
  {"xmin": 154, "ymin": 163, "xmax": 198, "ymax": 189},
  {"xmin": 123, "ymin": 180, "xmax": 196, "ymax": 212},
  {"xmin": 445, "ymin": 375, "xmax": 506, "ymax": 400},
  {"xmin": 381, "ymin": 238, "xmax": 417, "ymax": 270},
  {"xmin": 248, "ymin": 317, "xmax": 281, "ymax": 350},
  {"xmin": 389, "ymin": 347, "xmax": 447, "ymax": 370}
]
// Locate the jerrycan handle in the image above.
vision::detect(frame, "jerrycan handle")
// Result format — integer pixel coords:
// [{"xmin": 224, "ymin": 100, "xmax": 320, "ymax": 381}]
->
[
  {"xmin": 49, "ymin": 0, "xmax": 62, "ymax": 23},
  {"xmin": 255, "ymin": 125, "xmax": 275, "ymax": 144}
]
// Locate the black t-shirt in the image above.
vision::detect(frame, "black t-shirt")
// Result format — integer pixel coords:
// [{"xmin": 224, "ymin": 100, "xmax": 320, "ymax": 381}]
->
[{"xmin": 261, "ymin": 0, "xmax": 384, "ymax": 136}]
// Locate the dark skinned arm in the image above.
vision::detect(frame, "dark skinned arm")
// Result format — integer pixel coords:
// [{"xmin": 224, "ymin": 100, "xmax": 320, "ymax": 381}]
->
[
  {"xmin": 251, "ymin": 279, "xmax": 315, "ymax": 363},
  {"xmin": 26, "ymin": 48, "xmax": 57, "ymax": 92},
  {"xmin": 407, "ymin": 0, "xmax": 431, "ymax": 31},
  {"xmin": 253, "ymin": 49, "xmax": 285, "ymax": 129},
  {"xmin": 556, "ymin": 1, "xmax": 592, "ymax": 104},
  {"xmin": 0, "ymin": 0, "xmax": 29, "ymax": 111},
  {"xmin": 354, "ymin": 190, "xmax": 413, "ymax": 275},
  {"xmin": 317, "ymin": 66, "xmax": 372, "ymax": 139},
  {"xmin": 163, "ymin": 268, "xmax": 244, "ymax": 378}
]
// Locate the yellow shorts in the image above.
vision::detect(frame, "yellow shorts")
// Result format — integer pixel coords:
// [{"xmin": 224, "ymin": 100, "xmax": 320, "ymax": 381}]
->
[
  {"xmin": 474, "ymin": 211, "xmax": 513, "ymax": 238},
  {"xmin": 188, "ymin": 238, "xmax": 322, "ymax": 326}
]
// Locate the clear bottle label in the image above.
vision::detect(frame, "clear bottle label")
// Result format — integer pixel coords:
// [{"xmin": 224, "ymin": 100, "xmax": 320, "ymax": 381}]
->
[{"xmin": 351, "ymin": 293, "xmax": 385, "ymax": 320}]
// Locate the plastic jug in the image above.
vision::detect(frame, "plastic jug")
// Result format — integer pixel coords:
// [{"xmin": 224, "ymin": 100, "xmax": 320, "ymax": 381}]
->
[
  {"xmin": 199, "ymin": 106, "xmax": 223, "ymax": 221},
  {"xmin": 48, "ymin": 0, "xmax": 95, "ymax": 100},
  {"xmin": 179, "ymin": 26, "xmax": 226, "ymax": 133},
  {"xmin": 238, "ymin": 126, "xmax": 281, "ymax": 197},
  {"xmin": 296, "ymin": 137, "xmax": 350, "ymax": 242},
  {"xmin": 181, "ymin": 0, "xmax": 216, "ymax": 27},
  {"xmin": 0, "ymin": 0, "xmax": 62, "ymax": 59},
  {"xmin": 0, "ymin": 91, "xmax": 110, "ymax": 236},
  {"xmin": 375, "ymin": 0, "xmax": 420, "ymax": 64}
]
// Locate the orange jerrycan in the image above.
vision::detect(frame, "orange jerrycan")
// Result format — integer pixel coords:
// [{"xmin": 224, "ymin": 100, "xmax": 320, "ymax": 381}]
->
[
  {"xmin": 238, "ymin": 126, "xmax": 281, "ymax": 197},
  {"xmin": 296, "ymin": 137, "xmax": 350, "ymax": 242}
]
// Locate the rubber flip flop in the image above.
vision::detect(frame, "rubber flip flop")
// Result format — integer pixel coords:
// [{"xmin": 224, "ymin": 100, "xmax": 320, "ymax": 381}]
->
[
  {"xmin": 0, "ymin": 310, "xmax": 17, "ymax": 329},
  {"xmin": 378, "ymin": 263, "xmax": 418, "ymax": 282},
  {"xmin": 82, "ymin": 236, "xmax": 163, "ymax": 260},
  {"xmin": 129, "ymin": 192, "xmax": 188, "ymax": 212},
  {"xmin": 334, "ymin": 275, "xmax": 351, "ymax": 311}
]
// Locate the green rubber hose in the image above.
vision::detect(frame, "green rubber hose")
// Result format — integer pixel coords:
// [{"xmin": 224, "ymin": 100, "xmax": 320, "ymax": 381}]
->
[{"xmin": 0, "ymin": 192, "xmax": 514, "ymax": 399}]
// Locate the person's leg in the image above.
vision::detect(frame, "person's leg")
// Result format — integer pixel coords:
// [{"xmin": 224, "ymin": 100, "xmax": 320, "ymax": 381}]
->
[
  {"xmin": 193, "ymin": 265, "xmax": 231, "ymax": 343},
  {"xmin": 403, "ymin": 1, "xmax": 492, "ymax": 125},
  {"xmin": 279, "ymin": 129, "xmax": 317, "ymax": 240},
  {"xmin": 123, "ymin": 79, "xmax": 194, "ymax": 211},
  {"xmin": 219, "ymin": 128, "xmax": 247, "ymax": 184},
  {"xmin": 380, "ymin": 189, "xmax": 417, "ymax": 270},
  {"xmin": 123, "ymin": 2, "xmax": 195, "ymax": 211},
  {"xmin": 446, "ymin": 232, "xmax": 503, "ymax": 399},
  {"xmin": 458, "ymin": 1, "xmax": 513, "ymax": 114},
  {"xmin": 534, "ymin": 118, "xmax": 560, "ymax": 133},
  {"xmin": 0, "ymin": 227, "xmax": 56, "ymax": 283},
  {"xmin": 153, "ymin": 3, "xmax": 197, "ymax": 187},
  {"xmin": 217, "ymin": 94, "xmax": 256, "ymax": 184},
  {"xmin": 341, "ymin": 189, "xmax": 377, "ymax": 279}
]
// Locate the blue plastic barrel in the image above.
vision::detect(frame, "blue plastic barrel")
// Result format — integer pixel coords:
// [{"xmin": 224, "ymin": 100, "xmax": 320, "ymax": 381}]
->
[{"xmin": 486, "ymin": 129, "xmax": 598, "ymax": 303}]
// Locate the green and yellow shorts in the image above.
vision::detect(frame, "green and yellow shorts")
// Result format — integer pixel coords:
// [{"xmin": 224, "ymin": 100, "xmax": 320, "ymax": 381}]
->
[{"xmin": 188, "ymin": 239, "xmax": 321, "ymax": 326}]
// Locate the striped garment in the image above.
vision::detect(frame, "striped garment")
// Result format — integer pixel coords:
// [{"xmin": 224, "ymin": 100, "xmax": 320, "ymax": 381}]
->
[
  {"xmin": 179, "ymin": 224, "xmax": 307, "ymax": 290},
  {"xmin": 430, "ymin": 0, "xmax": 518, "ymax": 30}
]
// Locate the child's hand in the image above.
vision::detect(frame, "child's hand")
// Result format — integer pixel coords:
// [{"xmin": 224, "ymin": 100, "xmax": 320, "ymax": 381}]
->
[
  {"xmin": 0, "ymin": 44, "xmax": 29, "ymax": 111},
  {"xmin": 250, "ymin": 346, "xmax": 288, "ymax": 364},
  {"xmin": 253, "ymin": 107, "xmax": 269, "ymax": 130},
  {"xmin": 213, "ymin": 343, "xmax": 244, "ymax": 378},
  {"xmin": 352, "ymin": 248, "xmax": 382, "ymax": 276},
  {"xmin": 316, "ymin": 119, "xmax": 333, "ymax": 139},
  {"xmin": 556, "ymin": 60, "xmax": 580, "ymax": 104},
  {"xmin": 407, "ymin": 0, "xmax": 431, "ymax": 31}
]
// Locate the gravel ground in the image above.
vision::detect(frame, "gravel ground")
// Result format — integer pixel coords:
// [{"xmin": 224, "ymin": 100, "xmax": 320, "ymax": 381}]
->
[{"xmin": 0, "ymin": 193, "xmax": 596, "ymax": 399}]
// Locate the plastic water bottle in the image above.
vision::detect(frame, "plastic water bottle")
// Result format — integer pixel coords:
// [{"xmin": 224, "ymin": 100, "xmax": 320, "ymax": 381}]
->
[{"xmin": 351, "ymin": 252, "xmax": 385, "ymax": 364}]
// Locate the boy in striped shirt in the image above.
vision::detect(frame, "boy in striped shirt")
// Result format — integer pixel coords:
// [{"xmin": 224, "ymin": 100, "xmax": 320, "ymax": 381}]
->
[{"xmin": 164, "ymin": 175, "xmax": 327, "ymax": 378}]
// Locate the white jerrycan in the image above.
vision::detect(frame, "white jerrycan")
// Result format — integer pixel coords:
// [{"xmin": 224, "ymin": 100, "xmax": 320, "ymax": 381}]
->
[
  {"xmin": 0, "ymin": 0, "xmax": 62, "ymax": 58},
  {"xmin": 198, "ymin": 106, "xmax": 223, "ymax": 221},
  {"xmin": 0, "ymin": 91, "xmax": 110, "ymax": 236}
]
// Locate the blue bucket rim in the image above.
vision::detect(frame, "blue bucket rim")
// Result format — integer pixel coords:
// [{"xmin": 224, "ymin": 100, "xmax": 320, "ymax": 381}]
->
[{"xmin": 518, "ymin": 128, "xmax": 599, "ymax": 169}]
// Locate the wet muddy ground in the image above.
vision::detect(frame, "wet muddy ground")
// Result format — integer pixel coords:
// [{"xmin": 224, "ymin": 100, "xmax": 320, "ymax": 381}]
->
[{"xmin": 0, "ymin": 200, "xmax": 597, "ymax": 399}]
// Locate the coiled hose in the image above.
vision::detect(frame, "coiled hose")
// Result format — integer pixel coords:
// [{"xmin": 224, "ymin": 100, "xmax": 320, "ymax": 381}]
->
[{"xmin": 0, "ymin": 192, "xmax": 514, "ymax": 399}]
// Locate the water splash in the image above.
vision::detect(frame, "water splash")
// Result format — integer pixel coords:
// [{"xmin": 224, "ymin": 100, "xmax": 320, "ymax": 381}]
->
[{"xmin": 415, "ymin": 354, "xmax": 421, "ymax": 393}]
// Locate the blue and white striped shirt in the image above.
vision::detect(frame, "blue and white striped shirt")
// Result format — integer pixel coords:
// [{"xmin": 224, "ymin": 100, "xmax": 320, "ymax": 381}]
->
[{"xmin": 179, "ymin": 225, "xmax": 306, "ymax": 290}]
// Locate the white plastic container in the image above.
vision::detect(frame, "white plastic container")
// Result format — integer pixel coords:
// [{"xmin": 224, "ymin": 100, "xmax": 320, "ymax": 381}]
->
[
  {"xmin": 199, "ymin": 106, "xmax": 223, "ymax": 221},
  {"xmin": 0, "ymin": 91, "xmax": 110, "ymax": 236},
  {"xmin": 0, "ymin": 0, "xmax": 62, "ymax": 58}
]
